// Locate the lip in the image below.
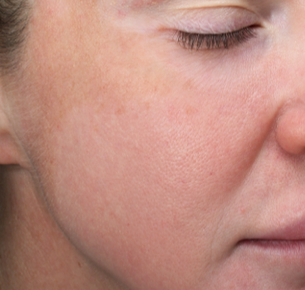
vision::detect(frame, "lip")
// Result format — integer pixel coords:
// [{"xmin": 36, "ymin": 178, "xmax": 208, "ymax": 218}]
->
[
  {"xmin": 237, "ymin": 216, "xmax": 305, "ymax": 256},
  {"xmin": 236, "ymin": 239, "xmax": 305, "ymax": 286},
  {"xmin": 234, "ymin": 216, "xmax": 305, "ymax": 283},
  {"xmin": 236, "ymin": 239, "xmax": 305, "ymax": 267},
  {"xmin": 239, "ymin": 239, "xmax": 305, "ymax": 252},
  {"xmin": 259, "ymin": 216, "xmax": 305, "ymax": 241}
]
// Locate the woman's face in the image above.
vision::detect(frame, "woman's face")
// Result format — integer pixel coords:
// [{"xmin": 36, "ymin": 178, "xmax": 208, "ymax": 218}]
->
[{"xmin": 6, "ymin": 0, "xmax": 305, "ymax": 289}]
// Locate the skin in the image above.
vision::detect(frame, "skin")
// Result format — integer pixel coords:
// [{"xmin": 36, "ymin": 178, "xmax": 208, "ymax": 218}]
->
[{"xmin": 1, "ymin": 0, "xmax": 305, "ymax": 289}]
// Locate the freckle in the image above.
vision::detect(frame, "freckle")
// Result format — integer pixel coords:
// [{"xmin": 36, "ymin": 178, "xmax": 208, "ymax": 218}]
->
[
  {"xmin": 182, "ymin": 79, "xmax": 193, "ymax": 92},
  {"xmin": 240, "ymin": 207, "xmax": 246, "ymax": 214},
  {"xmin": 117, "ymin": 10, "xmax": 127, "ymax": 17},
  {"xmin": 116, "ymin": 106, "xmax": 126, "ymax": 115},
  {"xmin": 143, "ymin": 102, "xmax": 150, "ymax": 111},
  {"xmin": 96, "ymin": 102, "xmax": 105, "ymax": 112},
  {"xmin": 78, "ymin": 261, "xmax": 82, "ymax": 268},
  {"xmin": 185, "ymin": 106, "xmax": 197, "ymax": 116}
]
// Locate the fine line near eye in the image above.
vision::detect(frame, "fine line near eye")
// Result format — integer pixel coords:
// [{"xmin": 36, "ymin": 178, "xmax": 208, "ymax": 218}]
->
[{"xmin": 176, "ymin": 26, "xmax": 257, "ymax": 50}]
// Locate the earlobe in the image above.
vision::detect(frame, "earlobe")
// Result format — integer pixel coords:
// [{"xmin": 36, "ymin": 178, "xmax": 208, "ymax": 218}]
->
[
  {"xmin": 0, "ymin": 100, "xmax": 24, "ymax": 166},
  {"xmin": 0, "ymin": 129, "xmax": 21, "ymax": 165}
]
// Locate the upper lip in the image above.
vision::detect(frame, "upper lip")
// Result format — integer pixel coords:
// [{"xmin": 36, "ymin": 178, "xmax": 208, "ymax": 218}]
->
[{"xmin": 256, "ymin": 216, "xmax": 305, "ymax": 241}]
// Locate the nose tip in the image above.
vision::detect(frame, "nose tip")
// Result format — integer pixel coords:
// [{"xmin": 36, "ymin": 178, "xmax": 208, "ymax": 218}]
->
[{"xmin": 276, "ymin": 105, "xmax": 305, "ymax": 155}]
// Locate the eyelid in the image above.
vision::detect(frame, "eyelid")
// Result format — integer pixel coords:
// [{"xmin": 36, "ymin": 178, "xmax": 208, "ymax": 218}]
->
[
  {"xmin": 170, "ymin": 1, "xmax": 252, "ymax": 11},
  {"xmin": 162, "ymin": 7, "xmax": 259, "ymax": 34}
]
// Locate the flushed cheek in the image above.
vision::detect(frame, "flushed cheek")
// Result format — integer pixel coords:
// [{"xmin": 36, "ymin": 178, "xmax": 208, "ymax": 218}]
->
[
  {"xmin": 19, "ymin": 28, "xmax": 273, "ymax": 288},
  {"xmin": 12, "ymin": 3, "xmax": 278, "ymax": 288},
  {"xmin": 16, "ymin": 45, "xmax": 275, "ymax": 290},
  {"xmin": 28, "ymin": 76, "xmax": 271, "ymax": 290}
]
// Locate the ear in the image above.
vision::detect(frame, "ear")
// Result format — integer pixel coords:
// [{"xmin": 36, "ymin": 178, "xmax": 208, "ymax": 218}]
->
[{"xmin": 0, "ymin": 93, "xmax": 24, "ymax": 166}]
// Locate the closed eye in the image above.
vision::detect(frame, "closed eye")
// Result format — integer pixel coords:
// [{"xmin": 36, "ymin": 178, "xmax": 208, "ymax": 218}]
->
[{"xmin": 176, "ymin": 25, "xmax": 257, "ymax": 50}]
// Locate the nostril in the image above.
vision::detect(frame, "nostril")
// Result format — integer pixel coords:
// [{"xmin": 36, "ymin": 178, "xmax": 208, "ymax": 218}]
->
[{"xmin": 276, "ymin": 106, "xmax": 305, "ymax": 155}]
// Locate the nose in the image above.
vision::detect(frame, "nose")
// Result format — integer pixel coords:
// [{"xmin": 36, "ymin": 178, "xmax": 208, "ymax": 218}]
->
[{"xmin": 276, "ymin": 104, "xmax": 305, "ymax": 155}]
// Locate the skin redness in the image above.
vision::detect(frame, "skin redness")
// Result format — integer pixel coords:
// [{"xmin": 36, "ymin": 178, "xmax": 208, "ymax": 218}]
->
[{"xmin": 1, "ymin": 0, "xmax": 305, "ymax": 289}]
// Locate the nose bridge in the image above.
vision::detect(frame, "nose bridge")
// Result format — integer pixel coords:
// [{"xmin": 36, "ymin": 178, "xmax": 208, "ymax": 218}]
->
[
  {"xmin": 272, "ymin": 17, "xmax": 305, "ymax": 106},
  {"xmin": 281, "ymin": 51, "xmax": 305, "ymax": 105},
  {"xmin": 282, "ymin": 3, "xmax": 305, "ymax": 99},
  {"xmin": 273, "ymin": 6, "xmax": 305, "ymax": 155}
]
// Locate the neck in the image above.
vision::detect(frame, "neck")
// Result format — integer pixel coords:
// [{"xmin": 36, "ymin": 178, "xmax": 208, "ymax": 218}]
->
[{"xmin": 0, "ymin": 165, "xmax": 124, "ymax": 290}]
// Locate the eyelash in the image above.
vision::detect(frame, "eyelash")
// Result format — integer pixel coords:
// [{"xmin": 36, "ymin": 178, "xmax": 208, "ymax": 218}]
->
[{"xmin": 176, "ymin": 26, "xmax": 257, "ymax": 50}]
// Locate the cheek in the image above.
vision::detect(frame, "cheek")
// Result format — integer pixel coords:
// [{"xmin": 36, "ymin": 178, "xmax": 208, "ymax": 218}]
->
[
  {"xmin": 22, "ymin": 80, "xmax": 271, "ymax": 290},
  {"xmin": 11, "ymin": 4, "xmax": 278, "ymax": 288},
  {"xmin": 17, "ymin": 43, "xmax": 274, "ymax": 290}
]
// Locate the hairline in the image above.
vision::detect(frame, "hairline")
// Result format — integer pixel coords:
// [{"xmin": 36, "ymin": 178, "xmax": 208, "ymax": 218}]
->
[{"xmin": 0, "ymin": 0, "xmax": 32, "ymax": 76}]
